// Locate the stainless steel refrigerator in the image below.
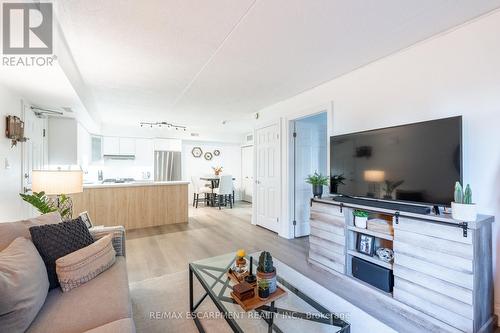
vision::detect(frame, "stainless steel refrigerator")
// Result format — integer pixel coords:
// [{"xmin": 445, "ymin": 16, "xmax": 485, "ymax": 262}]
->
[{"xmin": 154, "ymin": 151, "xmax": 182, "ymax": 181}]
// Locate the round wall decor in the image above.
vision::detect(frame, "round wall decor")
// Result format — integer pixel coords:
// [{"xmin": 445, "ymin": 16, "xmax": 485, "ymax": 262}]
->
[
  {"xmin": 191, "ymin": 147, "xmax": 203, "ymax": 158},
  {"xmin": 213, "ymin": 149, "xmax": 220, "ymax": 156},
  {"xmin": 204, "ymin": 152, "xmax": 213, "ymax": 161}
]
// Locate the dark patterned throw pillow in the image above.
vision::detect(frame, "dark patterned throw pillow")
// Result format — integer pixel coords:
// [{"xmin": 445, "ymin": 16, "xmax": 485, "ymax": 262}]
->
[{"xmin": 29, "ymin": 217, "xmax": 94, "ymax": 289}]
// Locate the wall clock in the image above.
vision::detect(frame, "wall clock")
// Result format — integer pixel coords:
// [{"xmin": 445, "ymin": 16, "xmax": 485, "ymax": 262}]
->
[
  {"xmin": 191, "ymin": 147, "xmax": 203, "ymax": 158},
  {"xmin": 213, "ymin": 150, "xmax": 220, "ymax": 156},
  {"xmin": 204, "ymin": 152, "xmax": 213, "ymax": 161}
]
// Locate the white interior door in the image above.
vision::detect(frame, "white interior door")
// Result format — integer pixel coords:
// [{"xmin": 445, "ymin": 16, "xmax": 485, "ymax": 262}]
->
[
  {"xmin": 294, "ymin": 116, "xmax": 327, "ymax": 237},
  {"xmin": 241, "ymin": 145, "xmax": 254, "ymax": 202},
  {"xmin": 255, "ymin": 123, "xmax": 280, "ymax": 232},
  {"xmin": 22, "ymin": 105, "xmax": 47, "ymax": 194}
]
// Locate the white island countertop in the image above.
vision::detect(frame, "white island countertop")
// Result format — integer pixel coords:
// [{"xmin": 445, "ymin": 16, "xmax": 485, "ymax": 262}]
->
[{"xmin": 83, "ymin": 180, "xmax": 190, "ymax": 189}]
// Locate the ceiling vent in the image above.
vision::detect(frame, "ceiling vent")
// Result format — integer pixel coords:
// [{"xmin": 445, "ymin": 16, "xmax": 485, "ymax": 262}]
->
[{"xmin": 190, "ymin": 133, "xmax": 200, "ymax": 137}]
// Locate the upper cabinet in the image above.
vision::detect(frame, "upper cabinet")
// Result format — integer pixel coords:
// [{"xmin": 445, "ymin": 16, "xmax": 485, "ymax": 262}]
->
[
  {"xmin": 102, "ymin": 136, "xmax": 136, "ymax": 156},
  {"xmin": 102, "ymin": 136, "xmax": 120, "ymax": 155},
  {"xmin": 119, "ymin": 138, "xmax": 136, "ymax": 155}
]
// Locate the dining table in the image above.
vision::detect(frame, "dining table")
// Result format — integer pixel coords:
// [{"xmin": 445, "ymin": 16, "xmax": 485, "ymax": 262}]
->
[{"xmin": 199, "ymin": 176, "xmax": 236, "ymax": 206}]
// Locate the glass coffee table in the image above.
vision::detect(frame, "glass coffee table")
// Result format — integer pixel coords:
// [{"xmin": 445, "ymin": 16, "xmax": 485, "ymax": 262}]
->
[{"xmin": 189, "ymin": 252, "xmax": 350, "ymax": 333}]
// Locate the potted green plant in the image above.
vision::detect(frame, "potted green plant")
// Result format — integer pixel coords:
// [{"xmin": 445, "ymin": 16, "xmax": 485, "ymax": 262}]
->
[
  {"xmin": 256, "ymin": 251, "xmax": 277, "ymax": 294},
  {"xmin": 19, "ymin": 191, "xmax": 72, "ymax": 219},
  {"xmin": 258, "ymin": 279, "xmax": 270, "ymax": 300},
  {"xmin": 382, "ymin": 180, "xmax": 404, "ymax": 200},
  {"xmin": 451, "ymin": 182, "xmax": 477, "ymax": 221},
  {"xmin": 330, "ymin": 174, "xmax": 346, "ymax": 194},
  {"xmin": 305, "ymin": 172, "xmax": 329, "ymax": 198},
  {"xmin": 353, "ymin": 210, "xmax": 369, "ymax": 228}
]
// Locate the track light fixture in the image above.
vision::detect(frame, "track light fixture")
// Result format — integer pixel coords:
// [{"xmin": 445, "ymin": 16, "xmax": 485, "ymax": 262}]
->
[{"xmin": 139, "ymin": 121, "xmax": 187, "ymax": 131}]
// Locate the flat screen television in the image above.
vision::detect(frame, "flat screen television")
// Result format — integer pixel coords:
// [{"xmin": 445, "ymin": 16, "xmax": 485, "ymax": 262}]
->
[{"xmin": 330, "ymin": 116, "xmax": 462, "ymax": 206}]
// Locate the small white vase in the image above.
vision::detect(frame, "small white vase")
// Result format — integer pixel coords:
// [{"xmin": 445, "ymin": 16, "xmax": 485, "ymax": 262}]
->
[
  {"xmin": 355, "ymin": 216, "xmax": 368, "ymax": 229},
  {"xmin": 451, "ymin": 202, "xmax": 477, "ymax": 222}
]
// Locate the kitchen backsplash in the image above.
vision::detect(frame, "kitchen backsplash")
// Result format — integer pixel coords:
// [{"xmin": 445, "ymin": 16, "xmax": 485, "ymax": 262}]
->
[{"xmin": 85, "ymin": 162, "xmax": 154, "ymax": 183}]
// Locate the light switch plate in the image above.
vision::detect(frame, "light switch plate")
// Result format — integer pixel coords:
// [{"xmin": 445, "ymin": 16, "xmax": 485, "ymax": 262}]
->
[{"xmin": 4, "ymin": 158, "xmax": 11, "ymax": 169}]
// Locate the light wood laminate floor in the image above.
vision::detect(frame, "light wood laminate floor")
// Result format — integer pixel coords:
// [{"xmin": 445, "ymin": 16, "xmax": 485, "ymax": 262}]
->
[{"xmin": 126, "ymin": 202, "xmax": 493, "ymax": 333}]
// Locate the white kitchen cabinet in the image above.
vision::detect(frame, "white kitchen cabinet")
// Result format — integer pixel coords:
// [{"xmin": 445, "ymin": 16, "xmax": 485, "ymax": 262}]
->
[
  {"xmin": 119, "ymin": 138, "xmax": 136, "ymax": 155},
  {"xmin": 102, "ymin": 137, "xmax": 120, "ymax": 155},
  {"xmin": 134, "ymin": 138, "xmax": 154, "ymax": 166}
]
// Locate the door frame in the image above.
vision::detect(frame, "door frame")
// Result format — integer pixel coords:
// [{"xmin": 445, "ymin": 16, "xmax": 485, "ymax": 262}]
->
[
  {"xmin": 21, "ymin": 101, "xmax": 48, "ymax": 193},
  {"xmin": 240, "ymin": 144, "xmax": 253, "ymax": 203},
  {"xmin": 283, "ymin": 102, "xmax": 334, "ymax": 239},
  {"xmin": 252, "ymin": 119, "xmax": 283, "ymax": 234}
]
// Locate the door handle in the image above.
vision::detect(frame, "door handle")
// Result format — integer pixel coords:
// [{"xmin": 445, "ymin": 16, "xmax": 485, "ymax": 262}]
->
[{"xmin": 24, "ymin": 187, "xmax": 32, "ymax": 193}]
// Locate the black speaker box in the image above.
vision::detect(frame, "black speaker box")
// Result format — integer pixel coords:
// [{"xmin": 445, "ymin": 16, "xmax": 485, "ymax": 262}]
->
[{"xmin": 352, "ymin": 256, "xmax": 394, "ymax": 293}]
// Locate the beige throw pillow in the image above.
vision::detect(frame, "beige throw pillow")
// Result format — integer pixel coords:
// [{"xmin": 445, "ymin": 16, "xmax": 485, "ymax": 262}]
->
[
  {"xmin": 0, "ymin": 237, "xmax": 49, "ymax": 332},
  {"xmin": 56, "ymin": 234, "xmax": 116, "ymax": 292}
]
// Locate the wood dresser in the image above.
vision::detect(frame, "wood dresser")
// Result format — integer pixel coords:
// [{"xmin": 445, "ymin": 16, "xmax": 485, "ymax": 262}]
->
[{"xmin": 308, "ymin": 197, "xmax": 494, "ymax": 333}]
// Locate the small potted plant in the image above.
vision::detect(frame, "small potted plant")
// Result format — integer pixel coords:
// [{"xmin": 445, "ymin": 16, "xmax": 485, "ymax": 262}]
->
[
  {"xmin": 382, "ymin": 180, "xmax": 404, "ymax": 200},
  {"xmin": 305, "ymin": 171, "xmax": 329, "ymax": 198},
  {"xmin": 258, "ymin": 279, "xmax": 270, "ymax": 300},
  {"xmin": 212, "ymin": 166, "xmax": 223, "ymax": 176},
  {"xmin": 330, "ymin": 174, "xmax": 346, "ymax": 194},
  {"xmin": 451, "ymin": 182, "xmax": 477, "ymax": 221},
  {"xmin": 256, "ymin": 251, "xmax": 277, "ymax": 294},
  {"xmin": 353, "ymin": 210, "xmax": 369, "ymax": 228}
]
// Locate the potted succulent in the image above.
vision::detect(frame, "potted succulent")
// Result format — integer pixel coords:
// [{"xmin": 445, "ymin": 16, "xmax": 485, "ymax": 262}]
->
[
  {"xmin": 256, "ymin": 251, "xmax": 277, "ymax": 294},
  {"xmin": 353, "ymin": 210, "xmax": 369, "ymax": 228},
  {"xmin": 330, "ymin": 174, "xmax": 346, "ymax": 194},
  {"xmin": 306, "ymin": 172, "xmax": 329, "ymax": 199},
  {"xmin": 451, "ymin": 182, "xmax": 477, "ymax": 222},
  {"xmin": 258, "ymin": 279, "xmax": 270, "ymax": 300}
]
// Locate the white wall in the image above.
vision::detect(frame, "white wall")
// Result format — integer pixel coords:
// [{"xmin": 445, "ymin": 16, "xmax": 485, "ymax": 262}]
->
[
  {"xmin": 255, "ymin": 10, "xmax": 500, "ymax": 313},
  {"xmin": 47, "ymin": 117, "xmax": 78, "ymax": 165},
  {"xmin": 182, "ymin": 140, "xmax": 242, "ymax": 201},
  {"xmin": 0, "ymin": 85, "xmax": 29, "ymax": 221}
]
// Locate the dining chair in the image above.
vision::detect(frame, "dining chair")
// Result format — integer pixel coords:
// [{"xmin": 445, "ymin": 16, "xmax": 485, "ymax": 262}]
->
[
  {"xmin": 213, "ymin": 175, "xmax": 233, "ymax": 209},
  {"xmin": 191, "ymin": 176, "xmax": 211, "ymax": 208}
]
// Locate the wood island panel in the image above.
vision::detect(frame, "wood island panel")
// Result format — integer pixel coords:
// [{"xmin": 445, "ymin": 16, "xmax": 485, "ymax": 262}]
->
[{"xmin": 72, "ymin": 184, "xmax": 188, "ymax": 229}]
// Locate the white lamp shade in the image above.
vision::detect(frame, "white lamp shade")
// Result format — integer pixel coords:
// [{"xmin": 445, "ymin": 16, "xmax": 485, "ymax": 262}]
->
[
  {"xmin": 32, "ymin": 170, "xmax": 83, "ymax": 195},
  {"xmin": 363, "ymin": 170, "xmax": 385, "ymax": 182}
]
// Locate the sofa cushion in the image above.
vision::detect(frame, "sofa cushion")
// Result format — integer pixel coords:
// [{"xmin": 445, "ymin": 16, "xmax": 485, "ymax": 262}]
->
[
  {"xmin": 0, "ymin": 212, "xmax": 62, "ymax": 251},
  {"xmin": 0, "ymin": 237, "xmax": 49, "ymax": 332},
  {"xmin": 27, "ymin": 257, "xmax": 132, "ymax": 333},
  {"xmin": 56, "ymin": 235, "xmax": 116, "ymax": 292},
  {"xmin": 83, "ymin": 318, "xmax": 136, "ymax": 333},
  {"xmin": 29, "ymin": 217, "xmax": 95, "ymax": 289}
]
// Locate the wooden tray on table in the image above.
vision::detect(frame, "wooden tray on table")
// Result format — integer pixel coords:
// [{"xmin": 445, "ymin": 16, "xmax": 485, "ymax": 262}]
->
[{"xmin": 227, "ymin": 270, "xmax": 287, "ymax": 312}]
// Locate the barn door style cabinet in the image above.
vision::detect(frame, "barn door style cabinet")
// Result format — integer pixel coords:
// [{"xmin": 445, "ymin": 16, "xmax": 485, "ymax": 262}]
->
[{"xmin": 308, "ymin": 198, "xmax": 494, "ymax": 333}]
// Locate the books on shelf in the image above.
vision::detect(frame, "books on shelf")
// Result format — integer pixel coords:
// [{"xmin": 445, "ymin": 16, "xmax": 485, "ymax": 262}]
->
[{"xmin": 367, "ymin": 218, "xmax": 393, "ymax": 235}]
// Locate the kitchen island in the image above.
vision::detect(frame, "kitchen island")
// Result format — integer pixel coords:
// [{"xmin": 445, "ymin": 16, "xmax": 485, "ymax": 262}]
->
[{"xmin": 72, "ymin": 181, "xmax": 189, "ymax": 229}]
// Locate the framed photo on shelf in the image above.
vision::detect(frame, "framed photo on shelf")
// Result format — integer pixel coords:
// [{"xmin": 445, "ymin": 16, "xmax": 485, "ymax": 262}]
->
[
  {"xmin": 357, "ymin": 233, "xmax": 375, "ymax": 256},
  {"xmin": 79, "ymin": 211, "xmax": 93, "ymax": 229}
]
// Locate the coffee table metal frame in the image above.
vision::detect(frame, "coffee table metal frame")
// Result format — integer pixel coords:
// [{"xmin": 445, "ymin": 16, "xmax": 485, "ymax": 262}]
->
[{"xmin": 189, "ymin": 256, "xmax": 350, "ymax": 333}]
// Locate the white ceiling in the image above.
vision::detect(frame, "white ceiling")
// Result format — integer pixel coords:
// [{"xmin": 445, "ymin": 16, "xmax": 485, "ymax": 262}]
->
[{"xmin": 50, "ymin": 0, "xmax": 500, "ymax": 133}]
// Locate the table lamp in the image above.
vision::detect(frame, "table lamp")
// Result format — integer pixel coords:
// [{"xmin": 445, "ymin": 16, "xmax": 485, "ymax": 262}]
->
[
  {"xmin": 32, "ymin": 170, "xmax": 83, "ymax": 219},
  {"xmin": 363, "ymin": 170, "xmax": 385, "ymax": 198}
]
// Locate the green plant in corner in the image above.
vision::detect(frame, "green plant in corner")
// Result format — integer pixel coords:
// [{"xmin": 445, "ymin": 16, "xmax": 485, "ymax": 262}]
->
[
  {"xmin": 353, "ymin": 210, "xmax": 369, "ymax": 218},
  {"xmin": 305, "ymin": 171, "xmax": 329, "ymax": 186},
  {"xmin": 19, "ymin": 192, "xmax": 71, "ymax": 218}
]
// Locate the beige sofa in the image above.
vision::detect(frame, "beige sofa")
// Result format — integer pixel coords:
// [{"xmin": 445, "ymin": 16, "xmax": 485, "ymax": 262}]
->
[{"xmin": 0, "ymin": 212, "xmax": 135, "ymax": 333}]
